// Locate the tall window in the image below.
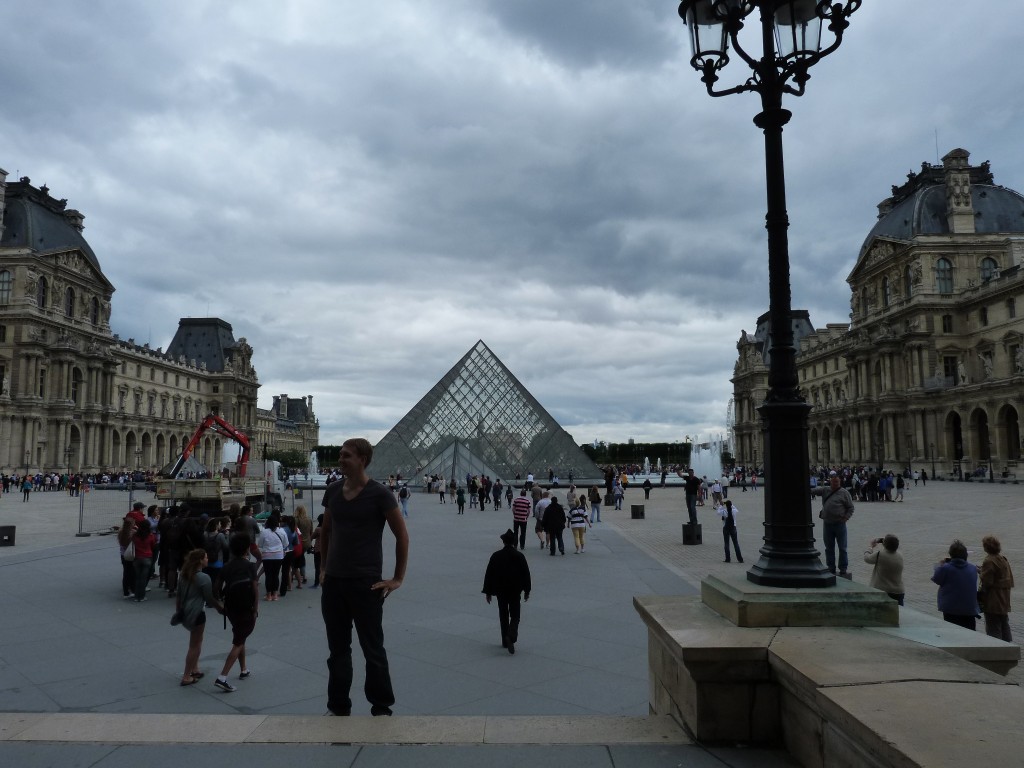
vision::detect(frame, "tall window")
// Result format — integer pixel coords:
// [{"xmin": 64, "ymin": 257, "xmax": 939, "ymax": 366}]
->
[
  {"xmin": 38, "ymin": 367, "xmax": 47, "ymax": 397},
  {"xmin": 64, "ymin": 287, "xmax": 75, "ymax": 317},
  {"xmin": 936, "ymin": 258, "xmax": 953, "ymax": 293},
  {"xmin": 881, "ymin": 277, "xmax": 891, "ymax": 308},
  {"xmin": 0, "ymin": 270, "xmax": 11, "ymax": 305},
  {"xmin": 980, "ymin": 307, "xmax": 989, "ymax": 327},
  {"xmin": 37, "ymin": 277, "xmax": 48, "ymax": 308},
  {"xmin": 941, "ymin": 314, "xmax": 953, "ymax": 333},
  {"xmin": 90, "ymin": 297, "xmax": 100, "ymax": 326},
  {"xmin": 943, "ymin": 356, "xmax": 957, "ymax": 382},
  {"xmin": 71, "ymin": 368, "xmax": 83, "ymax": 405},
  {"xmin": 980, "ymin": 257, "xmax": 998, "ymax": 281},
  {"xmin": 904, "ymin": 265, "xmax": 914, "ymax": 298},
  {"xmin": 1009, "ymin": 298, "xmax": 1017, "ymax": 319}
]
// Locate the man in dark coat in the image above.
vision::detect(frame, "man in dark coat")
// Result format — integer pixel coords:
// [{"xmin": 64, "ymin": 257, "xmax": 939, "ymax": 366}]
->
[
  {"xmin": 543, "ymin": 498, "xmax": 567, "ymax": 556},
  {"xmin": 482, "ymin": 529, "xmax": 532, "ymax": 655}
]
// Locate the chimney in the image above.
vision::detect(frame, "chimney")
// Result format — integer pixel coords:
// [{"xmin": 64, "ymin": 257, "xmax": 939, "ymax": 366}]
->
[
  {"xmin": 943, "ymin": 148, "xmax": 975, "ymax": 234},
  {"xmin": 279, "ymin": 394, "xmax": 289, "ymax": 419},
  {"xmin": 0, "ymin": 167, "xmax": 7, "ymax": 242},
  {"xmin": 63, "ymin": 208, "xmax": 85, "ymax": 232},
  {"xmin": 306, "ymin": 395, "xmax": 314, "ymax": 419}
]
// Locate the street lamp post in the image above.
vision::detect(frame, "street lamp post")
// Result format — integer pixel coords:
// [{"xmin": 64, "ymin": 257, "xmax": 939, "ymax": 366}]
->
[
  {"xmin": 929, "ymin": 442, "xmax": 936, "ymax": 479},
  {"xmin": 678, "ymin": 0, "xmax": 860, "ymax": 587},
  {"xmin": 64, "ymin": 445, "xmax": 73, "ymax": 477},
  {"xmin": 129, "ymin": 448, "xmax": 142, "ymax": 508}
]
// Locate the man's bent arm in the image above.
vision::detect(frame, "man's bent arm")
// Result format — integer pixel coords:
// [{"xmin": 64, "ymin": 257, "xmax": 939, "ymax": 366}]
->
[{"xmin": 373, "ymin": 507, "xmax": 409, "ymax": 595}]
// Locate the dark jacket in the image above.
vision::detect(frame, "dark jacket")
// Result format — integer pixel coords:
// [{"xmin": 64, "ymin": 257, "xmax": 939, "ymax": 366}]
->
[
  {"xmin": 980, "ymin": 553, "xmax": 1014, "ymax": 616},
  {"xmin": 482, "ymin": 545, "xmax": 532, "ymax": 599},
  {"xmin": 543, "ymin": 500, "xmax": 566, "ymax": 533},
  {"xmin": 932, "ymin": 558, "xmax": 979, "ymax": 616}
]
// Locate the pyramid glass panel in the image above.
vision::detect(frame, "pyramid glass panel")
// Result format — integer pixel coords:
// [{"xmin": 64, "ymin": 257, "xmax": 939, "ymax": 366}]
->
[{"xmin": 371, "ymin": 341, "xmax": 601, "ymax": 484}]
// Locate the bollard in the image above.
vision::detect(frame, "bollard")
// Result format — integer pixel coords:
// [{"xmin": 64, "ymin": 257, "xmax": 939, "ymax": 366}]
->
[
  {"xmin": 0, "ymin": 525, "xmax": 15, "ymax": 546},
  {"xmin": 630, "ymin": 504, "xmax": 645, "ymax": 519}
]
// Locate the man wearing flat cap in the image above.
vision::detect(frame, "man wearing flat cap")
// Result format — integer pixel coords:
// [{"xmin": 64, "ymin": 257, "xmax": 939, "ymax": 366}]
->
[{"xmin": 482, "ymin": 529, "xmax": 532, "ymax": 655}]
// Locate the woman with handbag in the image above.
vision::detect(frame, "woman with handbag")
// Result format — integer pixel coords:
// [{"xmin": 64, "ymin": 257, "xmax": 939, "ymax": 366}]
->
[
  {"xmin": 257, "ymin": 514, "xmax": 285, "ymax": 601},
  {"xmin": 176, "ymin": 548, "xmax": 223, "ymax": 687},
  {"xmin": 117, "ymin": 516, "xmax": 138, "ymax": 599}
]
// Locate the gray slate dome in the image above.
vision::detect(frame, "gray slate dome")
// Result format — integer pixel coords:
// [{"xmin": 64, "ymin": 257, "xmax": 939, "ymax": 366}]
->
[
  {"xmin": 860, "ymin": 149, "xmax": 1024, "ymax": 255},
  {"xmin": 1, "ymin": 177, "xmax": 104, "ymax": 275}
]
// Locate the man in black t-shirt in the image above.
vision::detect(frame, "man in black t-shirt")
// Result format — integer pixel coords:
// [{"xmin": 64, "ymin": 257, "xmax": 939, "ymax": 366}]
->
[
  {"xmin": 320, "ymin": 438, "xmax": 409, "ymax": 717},
  {"xmin": 679, "ymin": 468, "xmax": 701, "ymax": 527}
]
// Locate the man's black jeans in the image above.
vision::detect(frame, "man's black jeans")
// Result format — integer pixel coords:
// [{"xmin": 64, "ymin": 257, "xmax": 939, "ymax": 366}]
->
[{"xmin": 321, "ymin": 576, "xmax": 395, "ymax": 714}]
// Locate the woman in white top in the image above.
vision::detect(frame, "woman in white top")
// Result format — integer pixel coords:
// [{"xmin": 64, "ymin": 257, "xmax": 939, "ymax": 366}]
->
[
  {"xmin": 257, "ymin": 513, "xmax": 286, "ymax": 601},
  {"xmin": 718, "ymin": 500, "xmax": 743, "ymax": 564}
]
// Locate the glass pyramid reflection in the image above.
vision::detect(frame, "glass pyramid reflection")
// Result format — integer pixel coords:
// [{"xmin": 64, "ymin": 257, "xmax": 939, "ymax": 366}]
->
[{"xmin": 371, "ymin": 341, "xmax": 601, "ymax": 484}]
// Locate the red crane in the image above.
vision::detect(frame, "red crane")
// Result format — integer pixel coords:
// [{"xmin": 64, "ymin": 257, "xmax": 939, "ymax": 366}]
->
[{"xmin": 168, "ymin": 413, "xmax": 251, "ymax": 479}]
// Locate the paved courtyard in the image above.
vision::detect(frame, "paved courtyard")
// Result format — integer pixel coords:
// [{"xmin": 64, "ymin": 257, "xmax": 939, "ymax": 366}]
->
[{"xmin": 0, "ymin": 477, "xmax": 1020, "ymax": 765}]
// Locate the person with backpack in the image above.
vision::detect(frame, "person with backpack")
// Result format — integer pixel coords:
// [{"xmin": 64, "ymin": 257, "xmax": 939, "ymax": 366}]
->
[
  {"xmin": 203, "ymin": 517, "xmax": 229, "ymax": 594},
  {"xmin": 213, "ymin": 533, "xmax": 259, "ymax": 692},
  {"xmin": 398, "ymin": 484, "xmax": 410, "ymax": 518}
]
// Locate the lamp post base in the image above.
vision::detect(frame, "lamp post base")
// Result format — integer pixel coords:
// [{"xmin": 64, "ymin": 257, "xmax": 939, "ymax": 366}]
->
[{"xmin": 747, "ymin": 551, "xmax": 836, "ymax": 588}]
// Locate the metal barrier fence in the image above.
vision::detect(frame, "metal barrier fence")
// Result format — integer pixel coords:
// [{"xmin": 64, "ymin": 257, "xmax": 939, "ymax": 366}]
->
[{"xmin": 76, "ymin": 484, "xmax": 161, "ymax": 536}]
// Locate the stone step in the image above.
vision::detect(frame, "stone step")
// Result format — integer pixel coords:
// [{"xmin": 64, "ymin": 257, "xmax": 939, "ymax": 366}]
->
[{"xmin": 0, "ymin": 713, "xmax": 689, "ymax": 746}]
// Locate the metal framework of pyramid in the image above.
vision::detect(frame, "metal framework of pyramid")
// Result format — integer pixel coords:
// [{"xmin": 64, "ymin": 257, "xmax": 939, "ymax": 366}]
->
[{"xmin": 371, "ymin": 341, "xmax": 601, "ymax": 485}]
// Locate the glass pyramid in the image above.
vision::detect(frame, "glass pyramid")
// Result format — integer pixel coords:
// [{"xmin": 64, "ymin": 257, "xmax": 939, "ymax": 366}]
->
[{"xmin": 371, "ymin": 341, "xmax": 601, "ymax": 485}]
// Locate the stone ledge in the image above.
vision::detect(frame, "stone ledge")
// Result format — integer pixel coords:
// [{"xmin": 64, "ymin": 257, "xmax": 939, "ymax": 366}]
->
[
  {"xmin": 635, "ymin": 589, "xmax": 1023, "ymax": 766},
  {"xmin": 871, "ymin": 605, "xmax": 1021, "ymax": 675}
]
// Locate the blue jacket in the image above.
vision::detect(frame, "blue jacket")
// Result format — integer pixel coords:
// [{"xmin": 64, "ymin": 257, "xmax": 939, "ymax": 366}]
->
[{"xmin": 931, "ymin": 559, "xmax": 979, "ymax": 616}]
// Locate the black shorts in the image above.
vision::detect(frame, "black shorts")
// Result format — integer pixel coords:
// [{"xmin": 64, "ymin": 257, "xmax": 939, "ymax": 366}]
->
[{"xmin": 228, "ymin": 613, "xmax": 256, "ymax": 646}]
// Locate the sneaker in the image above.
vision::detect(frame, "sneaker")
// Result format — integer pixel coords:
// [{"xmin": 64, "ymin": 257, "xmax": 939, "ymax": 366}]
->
[
  {"xmin": 239, "ymin": 669, "xmax": 251, "ymax": 679},
  {"xmin": 214, "ymin": 678, "xmax": 237, "ymax": 692},
  {"xmin": 370, "ymin": 705, "xmax": 393, "ymax": 716},
  {"xmin": 134, "ymin": 598, "xmax": 147, "ymax": 603}
]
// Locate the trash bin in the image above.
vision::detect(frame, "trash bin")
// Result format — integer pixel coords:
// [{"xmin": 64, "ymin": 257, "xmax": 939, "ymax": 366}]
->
[
  {"xmin": 630, "ymin": 504, "xmax": 645, "ymax": 519},
  {"xmin": 294, "ymin": 488, "xmax": 304, "ymax": 498},
  {"xmin": 682, "ymin": 523, "xmax": 702, "ymax": 545},
  {"xmin": 604, "ymin": 493, "xmax": 615, "ymax": 507},
  {"xmin": 0, "ymin": 526, "xmax": 15, "ymax": 546}
]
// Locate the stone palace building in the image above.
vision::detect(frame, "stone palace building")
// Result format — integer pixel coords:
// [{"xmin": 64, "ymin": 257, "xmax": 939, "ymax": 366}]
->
[
  {"xmin": 0, "ymin": 169, "xmax": 317, "ymax": 474},
  {"xmin": 733, "ymin": 149, "xmax": 1024, "ymax": 478}
]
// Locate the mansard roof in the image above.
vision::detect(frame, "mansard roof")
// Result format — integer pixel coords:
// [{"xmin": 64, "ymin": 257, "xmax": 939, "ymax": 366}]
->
[{"xmin": 1, "ymin": 177, "xmax": 108, "ymax": 284}]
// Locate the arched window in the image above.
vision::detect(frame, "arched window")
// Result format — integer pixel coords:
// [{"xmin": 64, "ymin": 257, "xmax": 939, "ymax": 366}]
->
[
  {"xmin": 980, "ymin": 257, "xmax": 998, "ymax": 281},
  {"xmin": 0, "ymin": 270, "xmax": 11, "ymax": 305},
  {"xmin": 936, "ymin": 258, "xmax": 953, "ymax": 293},
  {"xmin": 37, "ymin": 277, "xmax": 48, "ymax": 308},
  {"xmin": 90, "ymin": 297, "xmax": 100, "ymax": 326},
  {"xmin": 64, "ymin": 287, "xmax": 75, "ymax": 317},
  {"xmin": 881, "ymin": 277, "xmax": 891, "ymax": 308},
  {"xmin": 860, "ymin": 287, "xmax": 868, "ymax": 315},
  {"xmin": 904, "ymin": 265, "xmax": 914, "ymax": 298}
]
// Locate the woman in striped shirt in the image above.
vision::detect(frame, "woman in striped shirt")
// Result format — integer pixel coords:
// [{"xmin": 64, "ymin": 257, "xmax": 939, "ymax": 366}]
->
[{"xmin": 569, "ymin": 498, "xmax": 592, "ymax": 554}]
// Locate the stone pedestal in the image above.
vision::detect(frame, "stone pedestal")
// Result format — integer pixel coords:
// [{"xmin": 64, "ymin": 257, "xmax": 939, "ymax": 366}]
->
[
  {"xmin": 630, "ymin": 504, "xmax": 645, "ymax": 519},
  {"xmin": 702, "ymin": 573, "xmax": 899, "ymax": 628},
  {"xmin": 682, "ymin": 523, "xmax": 701, "ymax": 545}
]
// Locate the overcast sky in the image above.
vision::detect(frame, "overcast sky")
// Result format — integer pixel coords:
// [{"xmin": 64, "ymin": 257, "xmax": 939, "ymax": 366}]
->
[{"xmin": 3, "ymin": 1, "xmax": 1022, "ymax": 447}]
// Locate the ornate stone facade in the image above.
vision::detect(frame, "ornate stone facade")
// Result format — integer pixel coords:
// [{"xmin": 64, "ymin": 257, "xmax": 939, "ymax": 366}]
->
[
  {"xmin": 252, "ymin": 394, "xmax": 319, "ymax": 458},
  {"xmin": 733, "ymin": 150, "xmax": 1024, "ymax": 476},
  {"xmin": 0, "ymin": 170, "xmax": 317, "ymax": 474}
]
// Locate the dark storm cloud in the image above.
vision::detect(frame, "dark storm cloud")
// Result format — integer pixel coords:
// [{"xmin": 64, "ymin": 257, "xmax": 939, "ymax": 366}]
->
[{"xmin": 2, "ymin": 0, "xmax": 1022, "ymax": 446}]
